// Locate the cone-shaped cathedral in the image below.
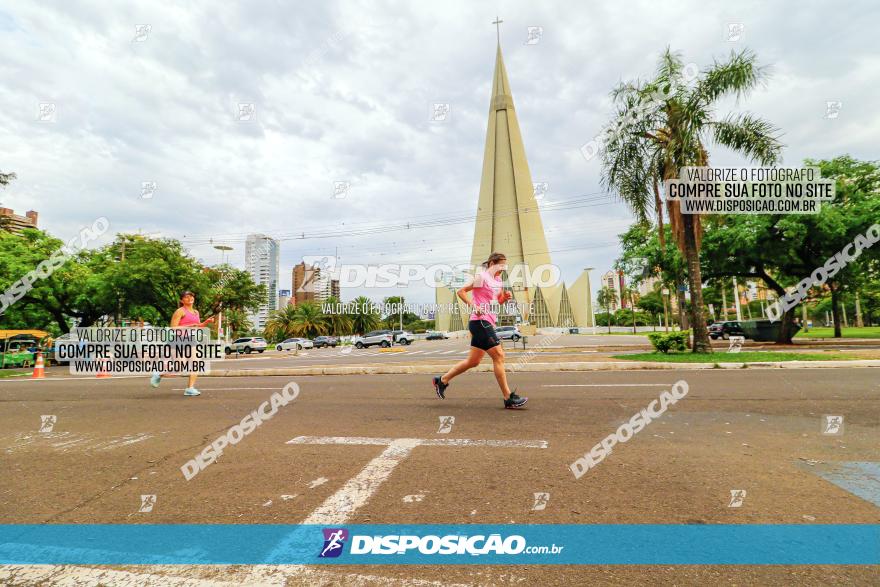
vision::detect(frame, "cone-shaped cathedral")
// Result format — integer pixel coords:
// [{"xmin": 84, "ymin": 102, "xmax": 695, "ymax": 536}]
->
[{"xmin": 435, "ymin": 38, "xmax": 593, "ymax": 332}]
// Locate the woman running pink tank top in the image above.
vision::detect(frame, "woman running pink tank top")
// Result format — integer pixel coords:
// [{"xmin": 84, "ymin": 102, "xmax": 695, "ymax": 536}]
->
[
  {"xmin": 178, "ymin": 307, "xmax": 201, "ymax": 327},
  {"xmin": 469, "ymin": 269, "xmax": 502, "ymax": 325}
]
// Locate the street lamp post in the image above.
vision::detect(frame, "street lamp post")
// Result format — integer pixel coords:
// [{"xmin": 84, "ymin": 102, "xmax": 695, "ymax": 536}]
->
[{"xmin": 213, "ymin": 245, "xmax": 234, "ymax": 343}]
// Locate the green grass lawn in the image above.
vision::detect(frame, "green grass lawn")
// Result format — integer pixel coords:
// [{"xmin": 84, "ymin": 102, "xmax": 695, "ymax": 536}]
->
[
  {"xmin": 613, "ymin": 351, "xmax": 862, "ymax": 363},
  {"xmin": 795, "ymin": 326, "xmax": 880, "ymax": 339},
  {"xmin": 0, "ymin": 369, "xmax": 31, "ymax": 378}
]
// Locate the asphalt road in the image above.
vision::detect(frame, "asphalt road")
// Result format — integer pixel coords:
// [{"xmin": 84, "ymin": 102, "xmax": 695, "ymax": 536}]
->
[
  {"xmin": 30, "ymin": 333, "xmax": 880, "ymax": 378},
  {"xmin": 1, "ymin": 368, "xmax": 878, "ymax": 585}
]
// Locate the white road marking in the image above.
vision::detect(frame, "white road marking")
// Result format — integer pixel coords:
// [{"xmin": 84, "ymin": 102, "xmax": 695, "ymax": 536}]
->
[
  {"xmin": 542, "ymin": 383, "xmax": 672, "ymax": 387},
  {"xmin": 308, "ymin": 477, "xmax": 328, "ymax": 488},
  {"xmin": 3, "ymin": 432, "xmax": 154, "ymax": 454},
  {"xmin": 171, "ymin": 387, "xmax": 283, "ymax": 391},
  {"xmin": 301, "ymin": 438, "xmax": 421, "ymax": 525},
  {"xmin": 257, "ymin": 434, "xmax": 549, "ymax": 568},
  {"xmin": 287, "ymin": 435, "xmax": 549, "ymax": 449}
]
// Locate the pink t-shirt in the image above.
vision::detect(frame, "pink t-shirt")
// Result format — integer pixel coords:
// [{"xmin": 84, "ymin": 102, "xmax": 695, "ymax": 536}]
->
[
  {"xmin": 178, "ymin": 307, "xmax": 201, "ymax": 327},
  {"xmin": 470, "ymin": 269, "xmax": 502, "ymax": 325}
]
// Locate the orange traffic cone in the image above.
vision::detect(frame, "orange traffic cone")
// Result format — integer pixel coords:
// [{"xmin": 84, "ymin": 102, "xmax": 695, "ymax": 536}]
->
[
  {"xmin": 31, "ymin": 351, "xmax": 45, "ymax": 379},
  {"xmin": 96, "ymin": 359, "xmax": 111, "ymax": 379}
]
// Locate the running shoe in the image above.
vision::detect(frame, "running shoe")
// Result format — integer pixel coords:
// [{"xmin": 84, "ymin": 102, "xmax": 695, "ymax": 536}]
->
[
  {"xmin": 149, "ymin": 372, "xmax": 161, "ymax": 388},
  {"xmin": 504, "ymin": 392, "xmax": 528, "ymax": 409},
  {"xmin": 432, "ymin": 376, "xmax": 448, "ymax": 399},
  {"xmin": 183, "ymin": 387, "xmax": 201, "ymax": 396}
]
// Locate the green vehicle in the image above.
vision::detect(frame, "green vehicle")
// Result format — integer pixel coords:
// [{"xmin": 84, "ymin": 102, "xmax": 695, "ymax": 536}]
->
[{"xmin": 0, "ymin": 335, "xmax": 37, "ymax": 369}]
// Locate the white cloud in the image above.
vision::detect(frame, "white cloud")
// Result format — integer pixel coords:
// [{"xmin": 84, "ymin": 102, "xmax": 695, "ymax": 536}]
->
[{"xmin": 0, "ymin": 0, "xmax": 877, "ymax": 304}]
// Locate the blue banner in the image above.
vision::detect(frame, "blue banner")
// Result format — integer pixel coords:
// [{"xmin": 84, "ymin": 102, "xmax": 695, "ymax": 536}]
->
[{"xmin": 0, "ymin": 524, "xmax": 877, "ymax": 565}]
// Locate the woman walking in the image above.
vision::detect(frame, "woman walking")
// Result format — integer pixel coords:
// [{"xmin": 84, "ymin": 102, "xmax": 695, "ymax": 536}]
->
[
  {"xmin": 432, "ymin": 252, "xmax": 527, "ymax": 408},
  {"xmin": 150, "ymin": 291, "xmax": 214, "ymax": 396}
]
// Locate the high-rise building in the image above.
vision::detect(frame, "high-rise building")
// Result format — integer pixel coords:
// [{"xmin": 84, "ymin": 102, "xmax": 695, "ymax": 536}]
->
[
  {"xmin": 293, "ymin": 262, "xmax": 340, "ymax": 304},
  {"xmin": 245, "ymin": 234, "xmax": 279, "ymax": 331},
  {"xmin": 435, "ymin": 38, "xmax": 592, "ymax": 331},
  {"xmin": 0, "ymin": 208, "xmax": 38, "ymax": 233},
  {"xmin": 601, "ymin": 270, "xmax": 623, "ymax": 311},
  {"xmin": 292, "ymin": 262, "xmax": 318, "ymax": 304},
  {"xmin": 278, "ymin": 290, "xmax": 291, "ymax": 310}
]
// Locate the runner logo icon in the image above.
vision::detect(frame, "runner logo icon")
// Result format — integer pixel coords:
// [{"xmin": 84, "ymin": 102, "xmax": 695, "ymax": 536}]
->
[{"xmin": 319, "ymin": 528, "xmax": 348, "ymax": 558}]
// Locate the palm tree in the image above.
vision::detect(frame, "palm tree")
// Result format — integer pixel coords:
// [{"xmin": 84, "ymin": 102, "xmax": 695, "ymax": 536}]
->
[
  {"xmin": 601, "ymin": 48, "xmax": 783, "ymax": 352},
  {"xmin": 597, "ymin": 286, "xmax": 618, "ymax": 334},
  {"xmin": 223, "ymin": 308, "xmax": 253, "ymax": 338},
  {"xmin": 264, "ymin": 305, "xmax": 299, "ymax": 342},
  {"xmin": 622, "ymin": 285, "xmax": 639, "ymax": 334},
  {"xmin": 348, "ymin": 295, "xmax": 380, "ymax": 335},
  {"xmin": 321, "ymin": 296, "xmax": 353, "ymax": 335}
]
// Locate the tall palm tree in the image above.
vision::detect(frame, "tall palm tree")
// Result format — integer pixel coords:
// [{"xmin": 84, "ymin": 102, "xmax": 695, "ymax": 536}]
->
[
  {"xmin": 264, "ymin": 305, "xmax": 299, "ymax": 341},
  {"xmin": 597, "ymin": 286, "xmax": 618, "ymax": 334},
  {"xmin": 266, "ymin": 302, "xmax": 329, "ymax": 340},
  {"xmin": 322, "ymin": 296, "xmax": 353, "ymax": 335},
  {"xmin": 602, "ymin": 48, "xmax": 783, "ymax": 352},
  {"xmin": 223, "ymin": 307, "xmax": 253, "ymax": 338},
  {"xmin": 348, "ymin": 295, "xmax": 380, "ymax": 335}
]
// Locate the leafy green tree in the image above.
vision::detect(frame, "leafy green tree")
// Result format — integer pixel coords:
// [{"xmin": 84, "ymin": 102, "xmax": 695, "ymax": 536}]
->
[
  {"xmin": 636, "ymin": 290, "xmax": 665, "ymax": 326},
  {"xmin": 602, "ymin": 48, "xmax": 783, "ymax": 351},
  {"xmin": 699, "ymin": 156, "xmax": 880, "ymax": 340},
  {"xmin": 201, "ymin": 263, "xmax": 266, "ymax": 319},
  {"xmin": 222, "ymin": 307, "xmax": 253, "ymax": 338},
  {"xmin": 596, "ymin": 286, "xmax": 618, "ymax": 333},
  {"xmin": 618, "ymin": 223, "xmax": 688, "ymax": 327},
  {"xmin": 0, "ymin": 228, "xmax": 114, "ymax": 331}
]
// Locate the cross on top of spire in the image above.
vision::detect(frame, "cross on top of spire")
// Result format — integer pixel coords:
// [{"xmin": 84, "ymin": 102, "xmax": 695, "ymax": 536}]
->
[{"xmin": 492, "ymin": 16, "xmax": 503, "ymax": 44}]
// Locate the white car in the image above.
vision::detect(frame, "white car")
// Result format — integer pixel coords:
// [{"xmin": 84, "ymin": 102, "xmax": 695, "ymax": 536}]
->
[
  {"xmin": 391, "ymin": 330, "xmax": 414, "ymax": 345},
  {"xmin": 276, "ymin": 338, "xmax": 314, "ymax": 351},
  {"xmin": 495, "ymin": 325, "xmax": 522, "ymax": 342},
  {"xmin": 224, "ymin": 337, "xmax": 268, "ymax": 354},
  {"xmin": 352, "ymin": 330, "xmax": 394, "ymax": 349}
]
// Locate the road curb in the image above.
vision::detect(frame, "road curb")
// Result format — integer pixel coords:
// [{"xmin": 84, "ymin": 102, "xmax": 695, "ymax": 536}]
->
[{"xmin": 209, "ymin": 359, "xmax": 880, "ymax": 377}]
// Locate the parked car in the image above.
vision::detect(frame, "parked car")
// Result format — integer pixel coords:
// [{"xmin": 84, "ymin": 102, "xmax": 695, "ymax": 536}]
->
[
  {"xmin": 495, "ymin": 325, "xmax": 522, "ymax": 342},
  {"xmin": 708, "ymin": 321, "xmax": 747, "ymax": 340},
  {"xmin": 425, "ymin": 331, "xmax": 449, "ymax": 340},
  {"xmin": 391, "ymin": 330, "xmax": 414, "ymax": 345},
  {"xmin": 353, "ymin": 330, "xmax": 394, "ymax": 349},
  {"xmin": 312, "ymin": 336, "xmax": 338, "ymax": 348},
  {"xmin": 276, "ymin": 338, "xmax": 314, "ymax": 351},
  {"xmin": 0, "ymin": 336, "xmax": 36, "ymax": 368},
  {"xmin": 224, "ymin": 337, "xmax": 268, "ymax": 354}
]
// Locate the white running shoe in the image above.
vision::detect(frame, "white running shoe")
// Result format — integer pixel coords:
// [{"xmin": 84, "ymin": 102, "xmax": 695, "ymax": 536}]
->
[{"xmin": 183, "ymin": 387, "xmax": 201, "ymax": 396}]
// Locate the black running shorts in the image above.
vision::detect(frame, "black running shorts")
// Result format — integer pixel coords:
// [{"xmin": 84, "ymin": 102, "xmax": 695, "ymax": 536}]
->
[{"xmin": 469, "ymin": 319, "xmax": 500, "ymax": 351}]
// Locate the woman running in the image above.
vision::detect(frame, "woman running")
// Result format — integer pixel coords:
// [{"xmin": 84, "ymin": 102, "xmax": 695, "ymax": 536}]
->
[
  {"xmin": 150, "ymin": 291, "xmax": 214, "ymax": 396},
  {"xmin": 432, "ymin": 252, "xmax": 527, "ymax": 408}
]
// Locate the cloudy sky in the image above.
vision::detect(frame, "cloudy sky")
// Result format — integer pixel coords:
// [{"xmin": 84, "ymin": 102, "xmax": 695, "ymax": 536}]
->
[{"xmin": 1, "ymin": 1, "xmax": 877, "ymax": 305}]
